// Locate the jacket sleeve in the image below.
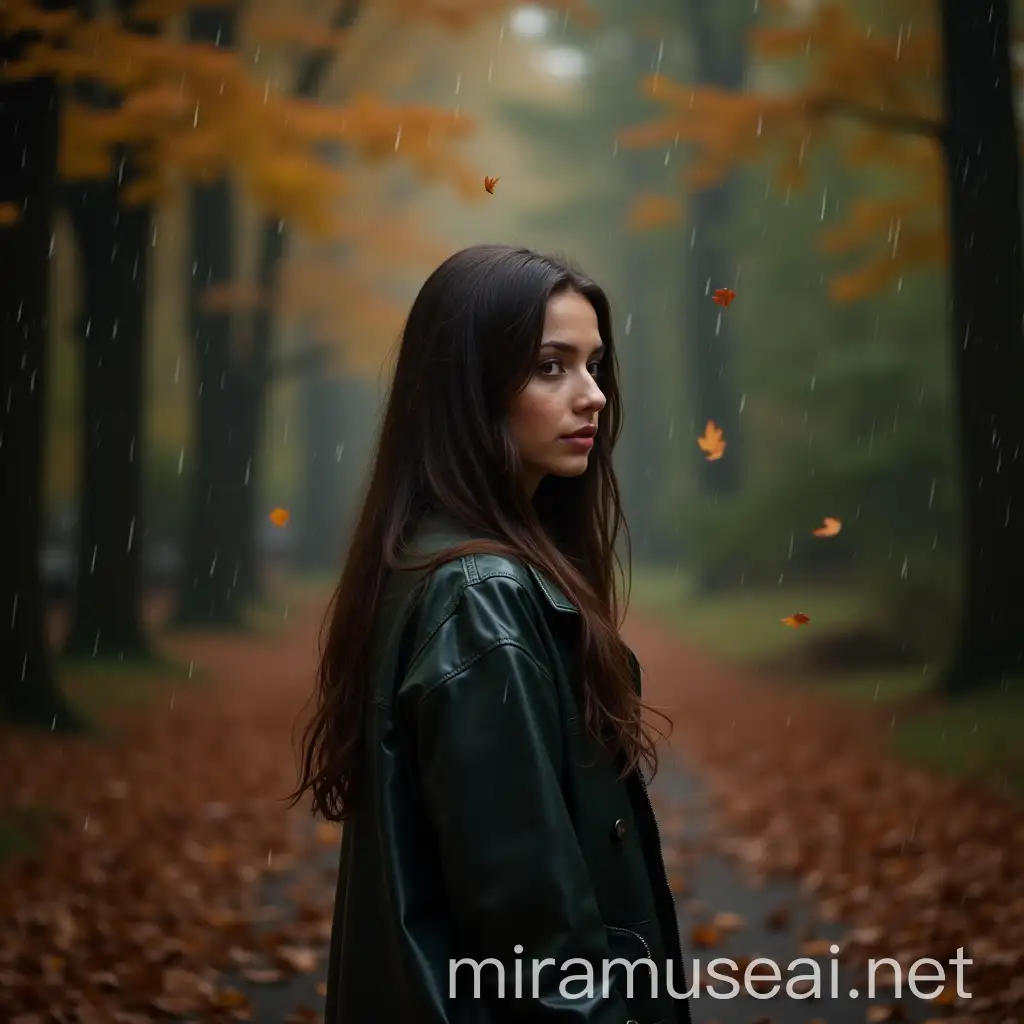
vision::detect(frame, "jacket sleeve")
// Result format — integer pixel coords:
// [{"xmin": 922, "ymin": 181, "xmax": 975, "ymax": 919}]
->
[{"xmin": 403, "ymin": 575, "xmax": 636, "ymax": 1022}]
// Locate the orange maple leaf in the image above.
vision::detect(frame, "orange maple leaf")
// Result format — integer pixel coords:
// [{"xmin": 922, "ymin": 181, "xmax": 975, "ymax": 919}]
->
[
  {"xmin": 712, "ymin": 286, "xmax": 736, "ymax": 307},
  {"xmin": 697, "ymin": 420, "xmax": 726, "ymax": 461},
  {"xmin": 812, "ymin": 516, "xmax": 842, "ymax": 537},
  {"xmin": 268, "ymin": 507, "xmax": 291, "ymax": 527},
  {"xmin": 483, "ymin": 175, "xmax": 499, "ymax": 194},
  {"xmin": 781, "ymin": 613, "xmax": 810, "ymax": 628}
]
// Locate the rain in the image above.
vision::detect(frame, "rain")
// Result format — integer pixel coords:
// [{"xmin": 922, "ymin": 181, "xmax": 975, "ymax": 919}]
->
[{"xmin": 1, "ymin": 0, "xmax": 1023, "ymax": 1022}]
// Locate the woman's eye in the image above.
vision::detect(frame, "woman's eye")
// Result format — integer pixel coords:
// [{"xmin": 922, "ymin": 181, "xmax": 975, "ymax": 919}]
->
[
  {"xmin": 538, "ymin": 360, "xmax": 561, "ymax": 375},
  {"xmin": 588, "ymin": 361, "xmax": 602, "ymax": 376}
]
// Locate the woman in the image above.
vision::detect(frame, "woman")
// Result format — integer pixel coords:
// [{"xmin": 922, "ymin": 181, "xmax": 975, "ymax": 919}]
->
[{"xmin": 291, "ymin": 243, "xmax": 691, "ymax": 1023}]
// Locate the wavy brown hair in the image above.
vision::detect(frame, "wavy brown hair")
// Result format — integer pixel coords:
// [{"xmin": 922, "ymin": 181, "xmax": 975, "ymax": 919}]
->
[{"xmin": 289, "ymin": 243, "xmax": 671, "ymax": 822}]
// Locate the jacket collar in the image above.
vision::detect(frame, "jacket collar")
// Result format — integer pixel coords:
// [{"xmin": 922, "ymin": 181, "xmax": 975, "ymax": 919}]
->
[{"xmin": 407, "ymin": 508, "xmax": 579, "ymax": 617}]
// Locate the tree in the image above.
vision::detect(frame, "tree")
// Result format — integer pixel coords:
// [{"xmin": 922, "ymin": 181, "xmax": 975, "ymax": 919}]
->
[
  {"xmin": 62, "ymin": 0, "xmax": 160, "ymax": 660},
  {"xmin": 0, "ymin": 0, "xmax": 85, "ymax": 728},
  {"xmin": 620, "ymin": 0, "xmax": 1024, "ymax": 693}
]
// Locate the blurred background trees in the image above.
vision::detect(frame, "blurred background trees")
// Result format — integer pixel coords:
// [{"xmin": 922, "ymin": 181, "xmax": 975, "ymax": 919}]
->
[{"xmin": 2, "ymin": 0, "xmax": 1023, "ymax": 734}]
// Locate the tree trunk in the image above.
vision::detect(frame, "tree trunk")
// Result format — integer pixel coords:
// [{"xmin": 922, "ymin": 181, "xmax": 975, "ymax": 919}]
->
[
  {"xmin": 0, "ymin": 54, "xmax": 83, "ymax": 729},
  {"xmin": 63, "ymin": 175, "xmax": 151, "ymax": 658},
  {"xmin": 235, "ymin": 1, "xmax": 361, "ymax": 599},
  {"xmin": 233, "ymin": 218, "xmax": 283, "ymax": 602},
  {"xmin": 685, "ymin": 6, "xmax": 747, "ymax": 498},
  {"xmin": 175, "ymin": 4, "xmax": 246, "ymax": 627},
  {"xmin": 938, "ymin": 0, "xmax": 1024, "ymax": 693},
  {"xmin": 176, "ymin": 175, "xmax": 247, "ymax": 626}
]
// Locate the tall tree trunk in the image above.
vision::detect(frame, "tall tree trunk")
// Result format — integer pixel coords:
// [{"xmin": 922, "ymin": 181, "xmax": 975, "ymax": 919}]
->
[
  {"xmin": 684, "ymin": 2, "xmax": 748, "ymax": 498},
  {"xmin": 175, "ymin": 3, "xmax": 246, "ymax": 627},
  {"xmin": 63, "ymin": 1, "xmax": 158, "ymax": 658},
  {"xmin": 235, "ymin": 0, "xmax": 362, "ymax": 601},
  {"xmin": 0, "ymin": 31, "xmax": 83, "ymax": 729},
  {"xmin": 63, "ymin": 175, "xmax": 151, "ymax": 658},
  {"xmin": 938, "ymin": 0, "xmax": 1024, "ymax": 693}
]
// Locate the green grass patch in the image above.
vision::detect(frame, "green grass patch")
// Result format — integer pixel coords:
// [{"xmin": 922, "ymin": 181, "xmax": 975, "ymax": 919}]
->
[
  {"xmin": 626, "ymin": 565, "xmax": 877, "ymax": 665},
  {"xmin": 626, "ymin": 563, "xmax": 1022, "ymax": 801},
  {"xmin": 890, "ymin": 686, "xmax": 1024, "ymax": 800}
]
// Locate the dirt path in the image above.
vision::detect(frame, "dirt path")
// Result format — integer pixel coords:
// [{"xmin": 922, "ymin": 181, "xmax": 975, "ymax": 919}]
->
[{"xmin": 2, "ymin": 594, "xmax": 1017, "ymax": 1023}]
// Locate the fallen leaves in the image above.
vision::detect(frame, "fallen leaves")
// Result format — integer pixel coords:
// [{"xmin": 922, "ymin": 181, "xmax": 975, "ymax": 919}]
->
[
  {"xmin": 628, "ymin": 620, "xmax": 1024, "ymax": 1024},
  {"xmin": 268, "ymin": 506, "xmax": 291, "ymax": 527},
  {"xmin": 712, "ymin": 286, "xmax": 736, "ymax": 307},
  {"xmin": 483, "ymin": 175, "xmax": 499, "ymax": 194},
  {"xmin": 697, "ymin": 419, "xmax": 727, "ymax": 461},
  {"xmin": 780, "ymin": 612, "xmax": 811, "ymax": 628},
  {"xmin": 812, "ymin": 516, "xmax": 843, "ymax": 537},
  {"xmin": 0, "ymin": 594, "xmax": 336, "ymax": 1021}
]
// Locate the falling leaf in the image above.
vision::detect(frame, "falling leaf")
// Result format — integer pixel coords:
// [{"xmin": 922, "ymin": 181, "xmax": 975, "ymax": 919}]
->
[
  {"xmin": 867, "ymin": 1005, "xmax": 906, "ymax": 1022},
  {"xmin": 930, "ymin": 985, "xmax": 958, "ymax": 1006},
  {"xmin": 483, "ymin": 175, "xmax": 499, "ymax": 194},
  {"xmin": 626, "ymin": 193, "xmax": 683, "ymax": 231},
  {"xmin": 697, "ymin": 420, "xmax": 726, "ymax": 461},
  {"xmin": 781, "ymin": 613, "xmax": 811, "ymax": 628},
  {"xmin": 712, "ymin": 286, "xmax": 736, "ymax": 307},
  {"xmin": 0, "ymin": 202, "xmax": 21, "ymax": 226},
  {"xmin": 812, "ymin": 516, "xmax": 842, "ymax": 537},
  {"xmin": 268, "ymin": 507, "xmax": 291, "ymax": 528}
]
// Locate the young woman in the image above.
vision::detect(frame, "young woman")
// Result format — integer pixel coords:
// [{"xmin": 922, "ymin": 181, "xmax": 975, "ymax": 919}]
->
[{"xmin": 291, "ymin": 243, "xmax": 691, "ymax": 1023}]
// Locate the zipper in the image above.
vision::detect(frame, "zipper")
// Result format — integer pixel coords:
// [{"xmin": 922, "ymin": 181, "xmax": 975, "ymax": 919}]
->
[
  {"xmin": 606, "ymin": 924, "xmax": 652, "ymax": 960},
  {"xmin": 636, "ymin": 769, "xmax": 685, "ymax": 969}
]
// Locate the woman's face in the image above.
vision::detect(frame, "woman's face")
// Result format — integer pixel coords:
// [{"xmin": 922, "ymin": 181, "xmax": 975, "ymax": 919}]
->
[{"xmin": 507, "ymin": 289, "xmax": 608, "ymax": 497}]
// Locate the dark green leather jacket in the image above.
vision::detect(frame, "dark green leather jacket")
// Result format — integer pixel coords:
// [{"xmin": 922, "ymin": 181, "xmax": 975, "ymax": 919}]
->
[{"xmin": 324, "ymin": 511, "xmax": 692, "ymax": 1024}]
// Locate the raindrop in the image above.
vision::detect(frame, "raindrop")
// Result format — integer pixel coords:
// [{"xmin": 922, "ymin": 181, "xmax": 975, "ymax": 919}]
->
[
  {"xmin": 819, "ymin": 184, "xmax": 828, "ymax": 220},
  {"xmin": 756, "ymin": 112, "xmax": 763, "ymax": 137},
  {"xmin": 454, "ymin": 73, "xmax": 461, "ymax": 95},
  {"xmin": 787, "ymin": 533, "xmax": 794, "ymax": 560},
  {"xmin": 174, "ymin": 356, "xmax": 181, "ymax": 384},
  {"xmin": 487, "ymin": 61, "xmax": 494, "ymax": 82},
  {"xmin": 624, "ymin": 312, "xmax": 632, "ymax": 336},
  {"xmin": 335, "ymin": 441, "xmax": 345, "ymax": 462},
  {"xmin": 9, "ymin": 593, "xmax": 17, "ymax": 627},
  {"xmin": 90, "ymin": 545, "xmax": 98, "ymax": 574},
  {"xmin": 188, "ymin": 660, "xmax": 195, "ymax": 679},
  {"xmin": 283, "ymin": 415, "xmax": 290, "ymax": 442},
  {"xmin": 209, "ymin": 552, "xmax": 218, "ymax": 577},
  {"xmin": 177, "ymin": 447, "xmax": 184, "ymax": 474},
  {"xmin": 738, "ymin": 394, "xmax": 746, "ymax": 414},
  {"xmin": 48, "ymin": 233, "xmax": 55, "ymax": 258},
  {"xmin": 667, "ymin": 417, "xmax": 674, "ymax": 440},
  {"xmin": 127, "ymin": 517, "xmax": 135, "ymax": 553},
  {"xmin": 928, "ymin": 478, "xmax": 936, "ymax": 508},
  {"xmin": 900, "ymin": 555, "xmax": 909, "ymax": 579},
  {"xmin": 193, "ymin": 103, "xmax": 199, "ymax": 128},
  {"xmin": 394, "ymin": 126, "xmax": 402, "ymax": 152}
]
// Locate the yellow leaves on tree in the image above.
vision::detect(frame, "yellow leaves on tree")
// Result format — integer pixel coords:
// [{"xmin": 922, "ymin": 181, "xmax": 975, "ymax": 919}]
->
[
  {"xmin": 618, "ymin": 0, "xmax": 983, "ymax": 303},
  {"xmin": 9, "ymin": 1, "xmax": 494, "ymax": 238}
]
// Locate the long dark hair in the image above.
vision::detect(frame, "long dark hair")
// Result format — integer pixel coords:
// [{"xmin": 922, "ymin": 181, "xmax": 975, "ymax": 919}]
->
[{"xmin": 290, "ymin": 243, "xmax": 670, "ymax": 821}]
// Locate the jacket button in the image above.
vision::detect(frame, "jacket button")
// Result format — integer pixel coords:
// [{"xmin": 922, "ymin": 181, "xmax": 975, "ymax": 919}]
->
[{"xmin": 612, "ymin": 818, "xmax": 628, "ymax": 842}]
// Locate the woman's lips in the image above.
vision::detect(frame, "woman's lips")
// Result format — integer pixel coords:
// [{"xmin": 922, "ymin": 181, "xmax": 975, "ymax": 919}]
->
[{"xmin": 561, "ymin": 436, "xmax": 594, "ymax": 449}]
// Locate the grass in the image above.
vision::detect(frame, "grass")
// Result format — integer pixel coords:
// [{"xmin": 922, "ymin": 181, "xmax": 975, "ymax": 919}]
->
[
  {"xmin": 626, "ymin": 563, "xmax": 1024, "ymax": 800},
  {"xmin": 625, "ymin": 564, "xmax": 881, "ymax": 665}
]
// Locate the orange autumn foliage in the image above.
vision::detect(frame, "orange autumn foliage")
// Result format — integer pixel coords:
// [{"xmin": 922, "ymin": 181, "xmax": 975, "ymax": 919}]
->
[
  {"xmin": 618, "ymin": 0, "xmax": 1023, "ymax": 302},
  {"xmin": 2, "ymin": 0, "xmax": 586, "ymax": 238}
]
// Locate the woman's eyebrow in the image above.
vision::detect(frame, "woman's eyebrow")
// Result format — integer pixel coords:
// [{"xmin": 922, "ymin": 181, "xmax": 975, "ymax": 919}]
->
[{"xmin": 539, "ymin": 340, "xmax": 605, "ymax": 356}]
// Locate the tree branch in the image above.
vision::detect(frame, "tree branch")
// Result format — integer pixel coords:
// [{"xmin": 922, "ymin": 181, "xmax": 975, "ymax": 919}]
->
[
  {"xmin": 811, "ymin": 98, "xmax": 945, "ymax": 139},
  {"xmin": 295, "ymin": 0, "xmax": 362, "ymax": 99}
]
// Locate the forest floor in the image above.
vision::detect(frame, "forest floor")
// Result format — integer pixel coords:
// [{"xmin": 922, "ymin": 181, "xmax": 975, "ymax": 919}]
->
[{"xmin": 0, "ymin": 583, "xmax": 1020, "ymax": 1024}]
